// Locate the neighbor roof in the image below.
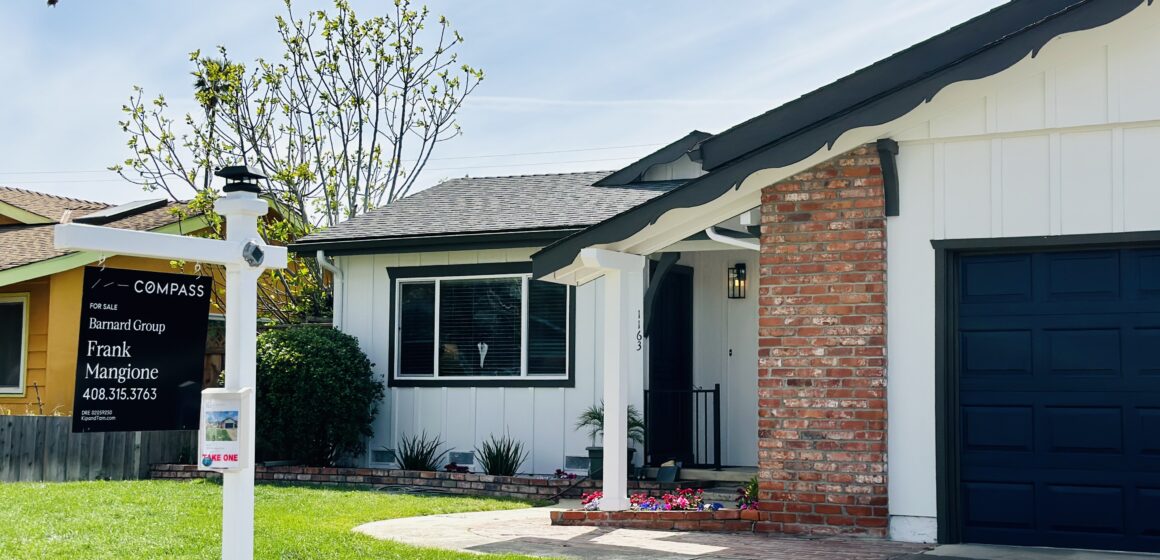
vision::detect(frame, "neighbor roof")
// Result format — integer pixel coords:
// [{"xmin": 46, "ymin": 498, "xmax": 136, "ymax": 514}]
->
[
  {"xmin": 291, "ymin": 171, "xmax": 687, "ymax": 254},
  {"xmin": 530, "ymin": 0, "xmax": 1151, "ymax": 278},
  {"xmin": 0, "ymin": 201, "xmax": 195, "ymax": 273},
  {"xmin": 0, "ymin": 186, "xmax": 108, "ymax": 223}
]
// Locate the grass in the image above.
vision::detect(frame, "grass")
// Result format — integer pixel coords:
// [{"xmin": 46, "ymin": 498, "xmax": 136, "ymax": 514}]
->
[{"xmin": 0, "ymin": 479, "xmax": 537, "ymax": 559}]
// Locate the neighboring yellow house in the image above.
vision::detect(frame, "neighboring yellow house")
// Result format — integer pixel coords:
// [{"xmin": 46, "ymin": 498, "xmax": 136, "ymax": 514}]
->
[{"xmin": 0, "ymin": 187, "xmax": 221, "ymax": 415}]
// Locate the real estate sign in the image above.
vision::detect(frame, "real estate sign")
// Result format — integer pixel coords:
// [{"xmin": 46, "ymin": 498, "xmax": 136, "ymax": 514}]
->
[{"xmin": 72, "ymin": 267, "xmax": 212, "ymax": 432}]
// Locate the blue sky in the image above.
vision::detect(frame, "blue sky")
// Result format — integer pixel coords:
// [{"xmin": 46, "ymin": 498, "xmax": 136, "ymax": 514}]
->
[{"xmin": 0, "ymin": 0, "xmax": 1004, "ymax": 204}]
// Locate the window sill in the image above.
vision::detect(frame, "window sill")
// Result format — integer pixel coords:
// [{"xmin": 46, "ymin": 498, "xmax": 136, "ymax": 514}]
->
[{"xmin": 389, "ymin": 376, "xmax": 574, "ymax": 388}]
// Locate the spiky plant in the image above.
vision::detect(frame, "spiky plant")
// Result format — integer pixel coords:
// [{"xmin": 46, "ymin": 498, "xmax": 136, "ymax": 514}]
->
[
  {"xmin": 575, "ymin": 402, "xmax": 645, "ymax": 445},
  {"xmin": 474, "ymin": 434, "xmax": 528, "ymax": 476},
  {"xmin": 394, "ymin": 431, "xmax": 447, "ymax": 471}
]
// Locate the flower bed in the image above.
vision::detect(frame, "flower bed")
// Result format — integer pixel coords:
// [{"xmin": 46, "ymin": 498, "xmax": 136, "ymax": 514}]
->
[
  {"xmin": 580, "ymin": 488, "xmax": 724, "ymax": 512},
  {"xmin": 550, "ymin": 508, "xmax": 762, "ymax": 532}
]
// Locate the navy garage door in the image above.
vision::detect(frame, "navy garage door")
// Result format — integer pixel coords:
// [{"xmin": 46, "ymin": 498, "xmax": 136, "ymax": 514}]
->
[{"xmin": 957, "ymin": 248, "xmax": 1160, "ymax": 552}]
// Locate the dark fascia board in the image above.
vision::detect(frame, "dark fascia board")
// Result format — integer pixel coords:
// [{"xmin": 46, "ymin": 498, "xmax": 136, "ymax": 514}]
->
[
  {"xmin": 698, "ymin": 0, "xmax": 1148, "ymax": 170},
  {"xmin": 594, "ymin": 131, "xmax": 713, "ymax": 186},
  {"xmin": 531, "ymin": 0, "xmax": 1148, "ymax": 279},
  {"xmin": 289, "ymin": 228, "xmax": 583, "ymax": 256}
]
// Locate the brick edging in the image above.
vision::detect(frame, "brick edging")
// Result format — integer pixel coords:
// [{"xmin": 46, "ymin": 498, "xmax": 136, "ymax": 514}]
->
[
  {"xmin": 551, "ymin": 509, "xmax": 762, "ymax": 532},
  {"xmin": 150, "ymin": 464, "xmax": 694, "ymax": 502}
]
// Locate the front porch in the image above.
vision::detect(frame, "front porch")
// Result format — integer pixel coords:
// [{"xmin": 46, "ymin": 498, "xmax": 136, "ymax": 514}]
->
[{"xmin": 560, "ymin": 213, "xmax": 762, "ymax": 510}]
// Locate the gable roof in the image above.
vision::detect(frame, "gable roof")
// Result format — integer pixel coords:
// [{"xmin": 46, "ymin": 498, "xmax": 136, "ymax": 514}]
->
[
  {"xmin": 0, "ymin": 202, "xmax": 196, "ymax": 275},
  {"xmin": 291, "ymin": 171, "xmax": 687, "ymax": 254},
  {"xmin": 595, "ymin": 131, "xmax": 711, "ymax": 186},
  {"xmin": 0, "ymin": 186, "xmax": 108, "ymax": 224},
  {"xmin": 530, "ymin": 0, "xmax": 1152, "ymax": 279}
]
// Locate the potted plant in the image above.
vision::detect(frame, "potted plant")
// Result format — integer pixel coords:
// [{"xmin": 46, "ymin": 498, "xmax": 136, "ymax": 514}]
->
[{"xmin": 575, "ymin": 402, "xmax": 645, "ymax": 479}]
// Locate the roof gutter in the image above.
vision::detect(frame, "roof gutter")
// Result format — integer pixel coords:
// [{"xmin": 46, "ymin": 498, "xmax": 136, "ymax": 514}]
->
[
  {"xmin": 705, "ymin": 227, "xmax": 759, "ymax": 251},
  {"xmin": 316, "ymin": 250, "xmax": 343, "ymax": 330},
  {"xmin": 290, "ymin": 228, "xmax": 584, "ymax": 256}
]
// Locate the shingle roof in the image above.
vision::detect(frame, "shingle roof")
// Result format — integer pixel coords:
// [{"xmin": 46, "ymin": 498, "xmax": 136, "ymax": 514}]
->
[
  {"xmin": 0, "ymin": 186, "xmax": 108, "ymax": 222},
  {"xmin": 0, "ymin": 201, "xmax": 193, "ymax": 272},
  {"xmin": 296, "ymin": 171, "xmax": 686, "ymax": 244}
]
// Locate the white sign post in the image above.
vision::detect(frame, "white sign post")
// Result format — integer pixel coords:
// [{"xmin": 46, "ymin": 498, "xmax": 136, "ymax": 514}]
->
[{"xmin": 54, "ymin": 167, "xmax": 287, "ymax": 560}]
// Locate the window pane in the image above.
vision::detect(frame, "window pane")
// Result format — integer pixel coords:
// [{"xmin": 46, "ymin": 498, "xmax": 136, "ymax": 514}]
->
[
  {"xmin": 439, "ymin": 278, "xmax": 521, "ymax": 376},
  {"xmin": 528, "ymin": 281, "xmax": 567, "ymax": 376},
  {"xmin": 398, "ymin": 283, "xmax": 435, "ymax": 376},
  {"xmin": 0, "ymin": 301, "xmax": 23, "ymax": 389}
]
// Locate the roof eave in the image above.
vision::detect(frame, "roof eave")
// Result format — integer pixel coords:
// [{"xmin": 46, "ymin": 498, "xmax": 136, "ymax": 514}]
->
[
  {"xmin": 290, "ymin": 227, "xmax": 585, "ymax": 257},
  {"xmin": 531, "ymin": 0, "xmax": 1150, "ymax": 280}
]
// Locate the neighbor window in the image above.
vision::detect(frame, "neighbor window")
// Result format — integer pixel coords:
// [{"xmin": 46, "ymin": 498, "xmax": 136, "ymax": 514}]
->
[
  {"xmin": 0, "ymin": 294, "xmax": 29, "ymax": 395},
  {"xmin": 394, "ymin": 274, "xmax": 569, "ymax": 380}
]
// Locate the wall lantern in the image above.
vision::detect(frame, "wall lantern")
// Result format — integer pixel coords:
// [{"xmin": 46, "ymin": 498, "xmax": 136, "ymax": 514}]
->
[{"xmin": 727, "ymin": 263, "xmax": 747, "ymax": 299}]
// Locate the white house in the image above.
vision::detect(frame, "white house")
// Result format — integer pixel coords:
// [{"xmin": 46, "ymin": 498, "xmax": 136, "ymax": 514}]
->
[{"xmin": 292, "ymin": 0, "xmax": 1160, "ymax": 553}]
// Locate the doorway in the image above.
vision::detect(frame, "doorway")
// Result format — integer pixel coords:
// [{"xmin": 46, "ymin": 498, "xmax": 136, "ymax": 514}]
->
[{"xmin": 645, "ymin": 263, "xmax": 694, "ymax": 466}]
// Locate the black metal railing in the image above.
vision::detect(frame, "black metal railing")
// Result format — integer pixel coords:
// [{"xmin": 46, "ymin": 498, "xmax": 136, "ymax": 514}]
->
[{"xmin": 643, "ymin": 383, "xmax": 721, "ymax": 470}]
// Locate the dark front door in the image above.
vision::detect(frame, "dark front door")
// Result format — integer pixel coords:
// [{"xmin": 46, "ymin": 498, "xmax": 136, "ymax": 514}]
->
[
  {"xmin": 954, "ymin": 247, "xmax": 1160, "ymax": 552},
  {"xmin": 646, "ymin": 263, "xmax": 693, "ymax": 466}
]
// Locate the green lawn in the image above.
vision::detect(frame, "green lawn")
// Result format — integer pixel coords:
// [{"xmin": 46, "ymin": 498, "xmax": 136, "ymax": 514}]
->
[{"xmin": 0, "ymin": 479, "xmax": 536, "ymax": 559}]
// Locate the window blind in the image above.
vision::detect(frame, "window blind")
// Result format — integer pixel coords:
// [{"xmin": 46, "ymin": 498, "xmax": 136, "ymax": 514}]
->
[
  {"xmin": 398, "ymin": 282, "xmax": 435, "ymax": 376},
  {"xmin": 528, "ymin": 281, "xmax": 567, "ymax": 375},
  {"xmin": 438, "ymin": 278, "xmax": 521, "ymax": 376}
]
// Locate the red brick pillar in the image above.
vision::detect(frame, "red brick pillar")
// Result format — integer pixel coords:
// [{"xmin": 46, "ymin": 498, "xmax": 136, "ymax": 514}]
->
[{"xmin": 755, "ymin": 144, "xmax": 888, "ymax": 537}]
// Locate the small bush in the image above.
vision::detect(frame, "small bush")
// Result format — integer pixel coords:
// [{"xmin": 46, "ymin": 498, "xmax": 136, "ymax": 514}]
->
[
  {"xmin": 256, "ymin": 326, "xmax": 383, "ymax": 466},
  {"xmin": 736, "ymin": 475, "xmax": 760, "ymax": 510},
  {"xmin": 575, "ymin": 402, "xmax": 645, "ymax": 445},
  {"xmin": 395, "ymin": 431, "xmax": 447, "ymax": 471},
  {"xmin": 475, "ymin": 434, "xmax": 528, "ymax": 476}
]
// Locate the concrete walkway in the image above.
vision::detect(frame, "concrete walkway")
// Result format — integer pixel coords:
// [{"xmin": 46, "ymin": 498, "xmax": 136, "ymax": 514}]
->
[
  {"xmin": 354, "ymin": 503, "xmax": 929, "ymax": 559},
  {"xmin": 908, "ymin": 544, "xmax": 1160, "ymax": 560}
]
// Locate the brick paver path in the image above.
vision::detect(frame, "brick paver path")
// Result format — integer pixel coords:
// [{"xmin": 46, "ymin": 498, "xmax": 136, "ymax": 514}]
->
[{"xmin": 355, "ymin": 505, "xmax": 930, "ymax": 559}]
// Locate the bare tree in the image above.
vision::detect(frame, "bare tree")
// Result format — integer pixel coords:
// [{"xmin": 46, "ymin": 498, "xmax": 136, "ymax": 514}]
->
[{"xmin": 113, "ymin": 0, "xmax": 483, "ymax": 321}]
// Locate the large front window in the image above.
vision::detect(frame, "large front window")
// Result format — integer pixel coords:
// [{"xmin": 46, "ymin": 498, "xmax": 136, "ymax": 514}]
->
[{"xmin": 394, "ymin": 274, "xmax": 570, "ymax": 381}]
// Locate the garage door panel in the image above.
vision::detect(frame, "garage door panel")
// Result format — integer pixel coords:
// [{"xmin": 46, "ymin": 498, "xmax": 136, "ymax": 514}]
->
[
  {"xmin": 1042, "ymin": 484, "xmax": 1125, "ymax": 534},
  {"xmin": 962, "ymin": 405, "xmax": 1033, "ymax": 453},
  {"xmin": 957, "ymin": 248, "xmax": 1160, "ymax": 552},
  {"xmin": 963, "ymin": 481, "xmax": 1036, "ymax": 530},
  {"xmin": 1045, "ymin": 329, "xmax": 1120, "ymax": 377},
  {"xmin": 960, "ymin": 330, "xmax": 1033, "ymax": 377},
  {"xmin": 1044, "ymin": 406, "xmax": 1123, "ymax": 455},
  {"xmin": 1126, "ymin": 328, "xmax": 1160, "ymax": 377},
  {"xmin": 1135, "ymin": 409, "xmax": 1160, "ymax": 456},
  {"xmin": 961, "ymin": 255, "xmax": 1032, "ymax": 304},
  {"xmin": 1127, "ymin": 249, "xmax": 1160, "ymax": 298},
  {"xmin": 1135, "ymin": 488, "xmax": 1160, "ymax": 537},
  {"xmin": 1043, "ymin": 251, "xmax": 1121, "ymax": 302}
]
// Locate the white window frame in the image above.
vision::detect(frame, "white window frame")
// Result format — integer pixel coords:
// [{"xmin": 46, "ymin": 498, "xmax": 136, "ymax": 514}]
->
[
  {"xmin": 0, "ymin": 293, "xmax": 30, "ymax": 396},
  {"xmin": 393, "ymin": 273, "xmax": 571, "ymax": 381}
]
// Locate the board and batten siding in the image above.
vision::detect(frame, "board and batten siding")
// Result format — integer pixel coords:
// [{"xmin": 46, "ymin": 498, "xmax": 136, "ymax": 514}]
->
[
  {"xmin": 884, "ymin": 3, "xmax": 1160, "ymax": 540},
  {"xmin": 337, "ymin": 248, "xmax": 605, "ymax": 475}
]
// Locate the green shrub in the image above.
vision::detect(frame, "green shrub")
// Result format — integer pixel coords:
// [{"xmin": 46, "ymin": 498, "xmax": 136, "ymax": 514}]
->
[
  {"xmin": 395, "ymin": 432, "xmax": 447, "ymax": 471},
  {"xmin": 256, "ymin": 325, "xmax": 383, "ymax": 466},
  {"xmin": 475, "ymin": 434, "xmax": 528, "ymax": 476}
]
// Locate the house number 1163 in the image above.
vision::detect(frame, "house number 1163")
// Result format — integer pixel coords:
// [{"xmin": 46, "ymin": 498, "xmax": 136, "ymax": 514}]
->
[{"xmin": 636, "ymin": 310, "xmax": 643, "ymax": 351}]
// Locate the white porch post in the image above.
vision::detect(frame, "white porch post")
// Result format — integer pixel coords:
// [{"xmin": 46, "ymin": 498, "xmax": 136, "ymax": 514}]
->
[{"xmin": 580, "ymin": 248, "xmax": 644, "ymax": 512}]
